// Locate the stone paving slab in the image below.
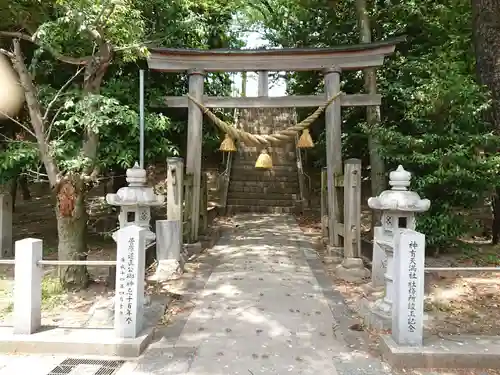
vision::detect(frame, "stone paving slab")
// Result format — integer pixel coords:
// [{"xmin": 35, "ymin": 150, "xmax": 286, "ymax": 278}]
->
[{"xmin": 133, "ymin": 214, "xmax": 347, "ymax": 374}]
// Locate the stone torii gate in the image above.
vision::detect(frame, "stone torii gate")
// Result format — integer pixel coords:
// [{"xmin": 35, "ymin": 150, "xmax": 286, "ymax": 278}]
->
[{"xmin": 146, "ymin": 38, "xmax": 401, "ymax": 255}]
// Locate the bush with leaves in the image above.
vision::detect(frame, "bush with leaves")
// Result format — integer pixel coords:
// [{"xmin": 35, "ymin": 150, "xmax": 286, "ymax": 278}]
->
[{"xmin": 371, "ymin": 50, "xmax": 500, "ymax": 250}]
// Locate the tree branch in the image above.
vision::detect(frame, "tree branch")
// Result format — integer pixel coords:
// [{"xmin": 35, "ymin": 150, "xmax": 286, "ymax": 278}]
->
[
  {"xmin": 43, "ymin": 65, "xmax": 84, "ymax": 121},
  {"xmin": 0, "ymin": 31, "xmax": 92, "ymax": 65},
  {"xmin": 45, "ymin": 105, "xmax": 65, "ymax": 142},
  {"xmin": 0, "ymin": 48, "xmax": 14, "ymax": 59},
  {"xmin": 11, "ymin": 38, "xmax": 59, "ymax": 186},
  {"xmin": 0, "ymin": 109, "xmax": 37, "ymax": 138}
]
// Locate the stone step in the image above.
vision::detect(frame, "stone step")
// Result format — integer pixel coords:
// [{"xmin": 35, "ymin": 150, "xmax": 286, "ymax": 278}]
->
[
  {"xmin": 228, "ymin": 185, "xmax": 299, "ymax": 194},
  {"xmin": 227, "ymin": 198, "xmax": 295, "ymax": 207},
  {"xmin": 227, "ymin": 205, "xmax": 297, "ymax": 214},
  {"xmin": 233, "ymin": 160, "xmax": 296, "ymax": 167},
  {"xmin": 227, "ymin": 192, "xmax": 298, "ymax": 200},
  {"xmin": 232, "ymin": 164, "xmax": 297, "ymax": 172},
  {"xmin": 231, "ymin": 169, "xmax": 298, "ymax": 179},
  {"xmin": 228, "ymin": 180, "xmax": 299, "ymax": 189},
  {"xmin": 230, "ymin": 174, "xmax": 299, "ymax": 182},
  {"xmin": 234, "ymin": 149, "xmax": 296, "ymax": 157}
]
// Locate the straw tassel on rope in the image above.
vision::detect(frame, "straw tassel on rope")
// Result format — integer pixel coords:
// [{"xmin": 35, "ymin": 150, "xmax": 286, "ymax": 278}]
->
[
  {"xmin": 297, "ymin": 129, "xmax": 314, "ymax": 148},
  {"xmin": 255, "ymin": 149, "xmax": 273, "ymax": 169},
  {"xmin": 219, "ymin": 133, "xmax": 236, "ymax": 152},
  {"xmin": 187, "ymin": 91, "xmax": 343, "ymax": 147}
]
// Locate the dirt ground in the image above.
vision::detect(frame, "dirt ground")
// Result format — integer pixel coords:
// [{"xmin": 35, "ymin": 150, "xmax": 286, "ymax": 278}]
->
[
  {"xmin": 296, "ymin": 212, "xmax": 500, "ymax": 375},
  {"xmin": 0, "ymin": 165, "xmax": 222, "ymax": 321}
]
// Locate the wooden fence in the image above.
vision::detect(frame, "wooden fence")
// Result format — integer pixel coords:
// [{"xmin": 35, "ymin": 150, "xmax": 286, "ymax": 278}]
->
[
  {"xmin": 321, "ymin": 159, "xmax": 362, "ymax": 258},
  {"xmin": 182, "ymin": 172, "xmax": 208, "ymax": 243}
]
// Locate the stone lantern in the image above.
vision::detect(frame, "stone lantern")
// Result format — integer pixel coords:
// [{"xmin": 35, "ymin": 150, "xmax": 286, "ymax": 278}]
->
[
  {"xmin": 365, "ymin": 165, "xmax": 430, "ymax": 328},
  {"xmin": 106, "ymin": 162, "xmax": 164, "ymax": 243}
]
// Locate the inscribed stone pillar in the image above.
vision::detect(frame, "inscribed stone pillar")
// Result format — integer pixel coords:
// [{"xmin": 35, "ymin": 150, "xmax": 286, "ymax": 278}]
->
[
  {"xmin": 186, "ymin": 70, "xmax": 204, "ymax": 242},
  {"xmin": 323, "ymin": 67, "xmax": 342, "ymax": 248},
  {"xmin": 114, "ymin": 225, "xmax": 146, "ymax": 339},
  {"xmin": 392, "ymin": 229, "xmax": 425, "ymax": 346}
]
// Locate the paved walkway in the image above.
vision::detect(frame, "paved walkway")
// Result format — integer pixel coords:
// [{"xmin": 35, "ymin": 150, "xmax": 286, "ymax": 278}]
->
[{"xmin": 0, "ymin": 214, "xmax": 392, "ymax": 375}]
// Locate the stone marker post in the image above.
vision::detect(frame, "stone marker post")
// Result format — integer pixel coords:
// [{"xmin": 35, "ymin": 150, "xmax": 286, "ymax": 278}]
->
[
  {"xmin": 154, "ymin": 220, "xmax": 182, "ymax": 280},
  {"xmin": 14, "ymin": 238, "xmax": 43, "ymax": 335},
  {"xmin": 392, "ymin": 229, "xmax": 426, "ymax": 346},
  {"xmin": 362, "ymin": 165, "xmax": 430, "ymax": 329},
  {"xmin": 0, "ymin": 194, "xmax": 13, "ymax": 258},
  {"xmin": 115, "ymin": 225, "xmax": 146, "ymax": 339}
]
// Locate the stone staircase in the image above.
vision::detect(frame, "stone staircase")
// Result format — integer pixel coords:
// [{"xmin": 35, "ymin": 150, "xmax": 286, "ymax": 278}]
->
[{"xmin": 226, "ymin": 107, "xmax": 301, "ymax": 214}]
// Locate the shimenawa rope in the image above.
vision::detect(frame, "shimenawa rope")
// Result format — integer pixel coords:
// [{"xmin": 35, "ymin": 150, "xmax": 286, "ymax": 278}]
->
[{"xmin": 187, "ymin": 91, "xmax": 344, "ymax": 146}]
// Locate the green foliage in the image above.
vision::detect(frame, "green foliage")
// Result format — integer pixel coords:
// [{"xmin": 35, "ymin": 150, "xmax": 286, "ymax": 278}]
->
[
  {"xmin": 51, "ymin": 93, "xmax": 178, "ymax": 171},
  {"xmin": 371, "ymin": 54, "xmax": 500, "ymax": 248},
  {"xmin": 0, "ymin": 0, "xmax": 242, "ymax": 185},
  {"xmin": 0, "ymin": 138, "xmax": 39, "ymax": 184},
  {"xmin": 238, "ymin": 0, "xmax": 500, "ymax": 249}
]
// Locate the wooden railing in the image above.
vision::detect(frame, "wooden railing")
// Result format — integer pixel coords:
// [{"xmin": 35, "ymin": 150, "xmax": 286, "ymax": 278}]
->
[
  {"xmin": 321, "ymin": 159, "xmax": 362, "ymax": 258},
  {"xmin": 218, "ymin": 152, "xmax": 233, "ymax": 211},
  {"xmin": 295, "ymin": 135, "xmax": 310, "ymax": 211}
]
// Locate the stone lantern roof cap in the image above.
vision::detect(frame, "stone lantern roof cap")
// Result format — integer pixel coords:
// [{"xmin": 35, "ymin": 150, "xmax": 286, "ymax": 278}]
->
[
  {"xmin": 106, "ymin": 162, "xmax": 164, "ymax": 206},
  {"xmin": 367, "ymin": 165, "xmax": 430, "ymax": 212}
]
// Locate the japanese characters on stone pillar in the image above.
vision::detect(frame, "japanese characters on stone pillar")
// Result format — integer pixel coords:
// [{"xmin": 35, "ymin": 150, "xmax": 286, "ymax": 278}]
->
[
  {"xmin": 366, "ymin": 165, "xmax": 430, "ymax": 329},
  {"xmin": 106, "ymin": 162, "xmax": 164, "ymax": 244},
  {"xmin": 392, "ymin": 229, "xmax": 426, "ymax": 346},
  {"xmin": 115, "ymin": 225, "xmax": 146, "ymax": 339}
]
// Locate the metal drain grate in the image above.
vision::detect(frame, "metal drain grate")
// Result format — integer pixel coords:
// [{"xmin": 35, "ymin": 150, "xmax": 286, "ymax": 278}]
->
[{"xmin": 48, "ymin": 358, "xmax": 125, "ymax": 375}]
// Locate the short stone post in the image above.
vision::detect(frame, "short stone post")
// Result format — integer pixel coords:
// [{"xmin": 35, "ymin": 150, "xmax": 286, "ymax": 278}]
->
[
  {"xmin": 153, "ymin": 220, "xmax": 182, "ymax": 281},
  {"xmin": 0, "ymin": 194, "xmax": 13, "ymax": 258},
  {"xmin": 13, "ymin": 238, "xmax": 43, "ymax": 335},
  {"xmin": 114, "ymin": 225, "xmax": 146, "ymax": 339},
  {"xmin": 362, "ymin": 165, "xmax": 430, "ymax": 329},
  {"xmin": 392, "ymin": 229, "xmax": 426, "ymax": 346},
  {"xmin": 370, "ymin": 226, "xmax": 386, "ymax": 288}
]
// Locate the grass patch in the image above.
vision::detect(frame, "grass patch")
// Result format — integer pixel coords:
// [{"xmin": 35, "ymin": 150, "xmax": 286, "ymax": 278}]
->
[
  {"xmin": 0, "ymin": 275, "xmax": 65, "ymax": 318},
  {"xmin": 41, "ymin": 276, "xmax": 64, "ymax": 309}
]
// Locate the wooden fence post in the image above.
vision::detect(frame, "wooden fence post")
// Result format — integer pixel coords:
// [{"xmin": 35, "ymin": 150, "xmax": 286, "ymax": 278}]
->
[
  {"xmin": 0, "ymin": 194, "xmax": 13, "ymax": 258},
  {"xmin": 183, "ymin": 174, "xmax": 194, "ymax": 243},
  {"xmin": 335, "ymin": 158, "xmax": 369, "ymax": 282},
  {"xmin": 199, "ymin": 172, "xmax": 208, "ymax": 235},
  {"xmin": 343, "ymin": 158, "xmax": 361, "ymax": 258}
]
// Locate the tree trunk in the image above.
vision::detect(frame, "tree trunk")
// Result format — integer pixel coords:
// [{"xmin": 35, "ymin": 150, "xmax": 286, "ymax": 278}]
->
[
  {"xmin": 471, "ymin": 0, "xmax": 500, "ymax": 244},
  {"xmin": 356, "ymin": 0, "xmax": 385, "ymax": 229},
  {"xmin": 9, "ymin": 177, "xmax": 17, "ymax": 213},
  {"xmin": 9, "ymin": 39, "xmax": 90, "ymax": 288},
  {"xmin": 56, "ymin": 178, "xmax": 90, "ymax": 288},
  {"xmin": 19, "ymin": 175, "xmax": 31, "ymax": 200}
]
